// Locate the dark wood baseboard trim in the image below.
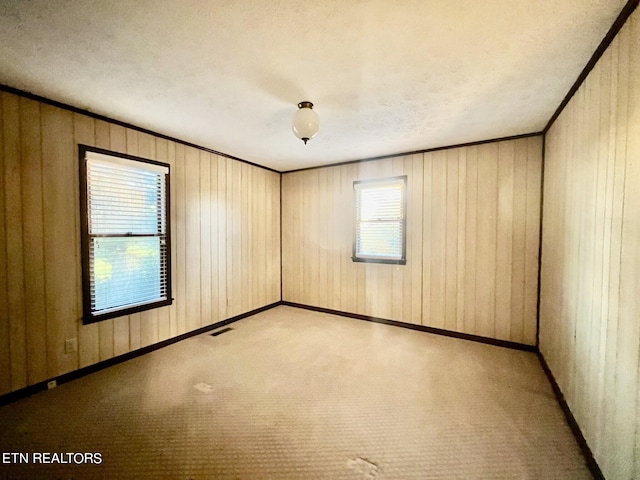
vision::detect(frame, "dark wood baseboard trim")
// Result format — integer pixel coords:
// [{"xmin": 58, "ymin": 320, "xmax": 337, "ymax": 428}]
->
[
  {"xmin": 281, "ymin": 301, "xmax": 537, "ymax": 352},
  {"xmin": 0, "ymin": 301, "xmax": 282, "ymax": 407},
  {"xmin": 537, "ymin": 352, "xmax": 605, "ymax": 480}
]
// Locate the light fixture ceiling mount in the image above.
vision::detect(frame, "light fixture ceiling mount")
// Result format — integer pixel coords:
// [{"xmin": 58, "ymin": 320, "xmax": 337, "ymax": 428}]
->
[{"xmin": 292, "ymin": 101, "xmax": 319, "ymax": 144}]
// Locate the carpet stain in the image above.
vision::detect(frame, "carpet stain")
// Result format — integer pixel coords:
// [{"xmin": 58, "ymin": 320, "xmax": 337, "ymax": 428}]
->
[
  {"xmin": 194, "ymin": 382, "xmax": 213, "ymax": 393},
  {"xmin": 347, "ymin": 457, "xmax": 379, "ymax": 478}
]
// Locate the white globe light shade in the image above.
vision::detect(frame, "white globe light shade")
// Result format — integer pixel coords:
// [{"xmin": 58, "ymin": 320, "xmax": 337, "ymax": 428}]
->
[{"xmin": 292, "ymin": 102, "xmax": 319, "ymax": 143}]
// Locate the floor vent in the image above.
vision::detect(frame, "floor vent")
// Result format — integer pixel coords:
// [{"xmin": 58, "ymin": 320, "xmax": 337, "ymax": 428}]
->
[{"xmin": 210, "ymin": 327, "xmax": 234, "ymax": 337}]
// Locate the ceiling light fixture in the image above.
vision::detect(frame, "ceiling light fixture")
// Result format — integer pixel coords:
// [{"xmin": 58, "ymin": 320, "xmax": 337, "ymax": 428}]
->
[{"xmin": 292, "ymin": 101, "xmax": 319, "ymax": 144}]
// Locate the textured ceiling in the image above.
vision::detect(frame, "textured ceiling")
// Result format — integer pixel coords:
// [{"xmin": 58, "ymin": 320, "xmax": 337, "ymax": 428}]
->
[{"xmin": 0, "ymin": 0, "xmax": 627, "ymax": 171}]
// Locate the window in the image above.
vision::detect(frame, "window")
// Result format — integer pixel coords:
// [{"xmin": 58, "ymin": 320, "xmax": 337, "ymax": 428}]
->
[
  {"xmin": 352, "ymin": 176, "xmax": 407, "ymax": 265},
  {"xmin": 79, "ymin": 145, "xmax": 172, "ymax": 324}
]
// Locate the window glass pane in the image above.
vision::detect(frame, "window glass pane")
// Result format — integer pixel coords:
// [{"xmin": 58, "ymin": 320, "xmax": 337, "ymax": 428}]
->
[
  {"xmin": 81, "ymin": 147, "xmax": 171, "ymax": 322},
  {"xmin": 357, "ymin": 222, "xmax": 402, "ymax": 258},
  {"xmin": 353, "ymin": 177, "xmax": 406, "ymax": 263},
  {"xmin": 90, "ymin": 236, "xmax": 166, "ymax": 313},
  {"xmin": 359, "ymin": 185, "xmax": 402, "ymax": 221}
]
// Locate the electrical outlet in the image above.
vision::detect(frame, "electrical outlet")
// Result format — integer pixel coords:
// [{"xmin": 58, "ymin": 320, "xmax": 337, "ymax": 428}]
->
[
  {"xmin": 65, "ymin": 338, "xmax": 77, "ymax": 354},
  {"xmin": 47, "ymin": 380, "xmax": 57, "ymax": 389}
]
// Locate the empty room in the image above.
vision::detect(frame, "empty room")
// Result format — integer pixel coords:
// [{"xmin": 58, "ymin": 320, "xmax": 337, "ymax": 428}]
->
[{"xmin": 0, "ymin": 0, "xmax": 639, "ymax": 478}]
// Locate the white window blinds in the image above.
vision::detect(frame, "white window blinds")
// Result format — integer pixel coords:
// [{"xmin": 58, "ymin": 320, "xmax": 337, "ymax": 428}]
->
[
  {"xmin": 353, "ymin": 177, "xmax": 406, "ymax": 263},
  {"xmin": 82, "ymin": 149, "xmax": 170, "ymax": 321}
]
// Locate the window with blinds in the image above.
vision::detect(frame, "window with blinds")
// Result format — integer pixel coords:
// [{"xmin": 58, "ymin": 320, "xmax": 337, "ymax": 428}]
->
[
  {"xmin": 352, "ymin": 176, "xmax": 407, "ymax": 265},
  {"xmin": 80, "ymin": 146, "xmax": 172, "ymax": 323}
]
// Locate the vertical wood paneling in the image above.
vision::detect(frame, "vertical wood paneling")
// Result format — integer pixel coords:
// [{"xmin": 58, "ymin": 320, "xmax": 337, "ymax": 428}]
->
[
  {"xmin": 429, "ymin": 150, "xmax": 447, "ymax": 329},
  {"xmin": 615, "ymin": 11, "xmax": 640, "ymax": 478},
  {"xmin": 523, "ymin": 137, "xmax": 542, "ymax": 345},
  {"xmin": 421, "ymin": 154, "xmax": 433, "ymax": 326},
  {"xmin": 252, "ymin": 168, "xmax": 260, "ymax": 308},
  {"xmin": 174, "ymin": 143, "xmax": 187, "ymax": 335},
  {"xmin": 496, "ymin": 141, "xmax": 514, "ymax": 340},
  {"xmin": 239, "ymin": 163, "xmax": 248, "ymax": 313},
  {"xmin": 510, "ymin": 141, "xmax": 527, "ymax": 344},
  {"xmin": 256, "ymin": 169, "xmax": 264, "ymax": 308},
  {"xmin": 455, "ymin": 151, "xmax": 466, "ymax": 333},
  {"xmin": 217, "ymin": 156, "xmax": 227, "ymax": 321},
  {"xmin": 242, "ymin": 163, "xmax": 250, "ymax": 312},
  {"xmin": 274, "ymin": 172, "xmax": 282, "ymax": 300},
  {"xmin": 463, "ymin": 147, "xmax": 477, "ymax": 334},
  {"xmin": 318, "ymin": 168, "xmax": 328, "ymax": 309},
  {"xmin": 0, "ymin": 94, "xmax": 9, "ymax": 394},
  {"xmin": 263, "ymin": 169, "xmax": 270, "ymax": 305},
  {"xmin": 590, "ymin": 50, "xmax": 610, "ymax": 457},
  {"xmin": 343, "ymin": 165, "xmax": 358, "ymax": 313},
  {"xmin": 444, "ymin": 149, "xmax": 459, "ymax": 332},
  {"xmin": 229, "ymin": 160, "xmax": 240, "ymax": 316},
  {"xmin": 226, "ymin": 160, "xmax": 235, "ymax": 315},
  {"xmin": 282, "ymin": 174, "xmax": 292, "ymax": 300},
  {"xmin": 242, "ymin": 164, "xmax": 251, "ymax": 313},
  {"xmin": 185, "ymin": 146, "xmax": 201, "ymax": 330},
  {"xmin": 282, "ymin": 137, "xmax": 541, "ymax": 344},
  {"xmin": 0, "ymin": 90, "xmax": 281, "ymax": 397},
  {"xmin": 73, "ymin": 114, "xmax": 99, "ymax": 368},
  {"xmin": 307, "ymin": 168, "xmax": 318, "ymax": 308},
  {"xmin": 264, "ymin": 171, "xmax": 271, "ymax": 302},
  {"xmin": 593, "ymin": 42, "xmax": 615, "ymax": 457},
  {"xmin": 475, "ymin": 143, "xmax": 498, "ymax": 339},
  {"xmin": 583, "ymin": 65, "xmax": 601, "ymax": 442},
  {"xmin": 3, "ymin": 93, "xmax": 27, "ymax": 390},
  {"xmin": 325, "ymin": 167, "xmax": 336, "ymax": 310},
  {"xmin": 539, "ymin": 9, "xmax": 640, "ymax": 479},
  {"xmin": 629, "ymin": 17, "xmax": 640, "ymax": 480},
  {"xmin": 601, "ymin": 31, "xmax": 626, "ymax": 473},
  {"xmin": 408, "ymin": 155, "xmax": 424, "ymax": 325},
  {"xmin": 41, "ymin": 105, "xmax": 77, "ymax": 376},
  {"xmin": 20, "ymin": 98, "xmax": 47, "ymax": 384},
  {"xmin": 208, "ymin": 153, "xmax": 220, "ymax": 324},
  {"xmin": 391, "ymin": 158, "xmax": 405, "ymax": 322},
  {"xmin": 199, "ymin": 151, "xmax": 212, "ymax": 326},
  {"xmin": 282, "ymin": 174, "xmax": 302, "ymax": 302}
]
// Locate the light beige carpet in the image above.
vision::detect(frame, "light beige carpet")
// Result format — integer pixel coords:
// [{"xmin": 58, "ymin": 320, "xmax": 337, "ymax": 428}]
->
[{"xmin": 0, "ymin": 306, "xmax": 591, "ymax": 479}]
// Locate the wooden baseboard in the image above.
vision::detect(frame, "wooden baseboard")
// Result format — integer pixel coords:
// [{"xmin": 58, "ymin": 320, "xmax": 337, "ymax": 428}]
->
[{"xmin": 0, "ymin": 301, "xmax": 282, "ymax": 407}]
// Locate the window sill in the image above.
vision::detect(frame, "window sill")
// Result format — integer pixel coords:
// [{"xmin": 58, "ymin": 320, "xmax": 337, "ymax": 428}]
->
[{"xmin": 351, "ymin": 256, "xmax": 406, "ymax": 265}]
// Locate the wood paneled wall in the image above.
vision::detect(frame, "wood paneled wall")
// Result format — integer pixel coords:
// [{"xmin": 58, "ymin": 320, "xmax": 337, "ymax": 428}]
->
[
  {"xmin": 282, "ymin": 136, "xmax": 542, "ymax": 345},
  {"xmin": 539, "ymin": 9, "xmax": 640, "ymax": 479},
  {"xmin": 0, "ymin": 91, "xmax": 281, "ymax": 395}
]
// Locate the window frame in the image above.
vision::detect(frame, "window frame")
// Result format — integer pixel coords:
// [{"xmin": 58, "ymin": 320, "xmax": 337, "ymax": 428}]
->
[
  {"xmin": 79, "ymin": 144, "xmax": 173, "ymax": 324},
  {"xmin": 352, "ymin": 175, "xmax": 407, "ymax": 265}
]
